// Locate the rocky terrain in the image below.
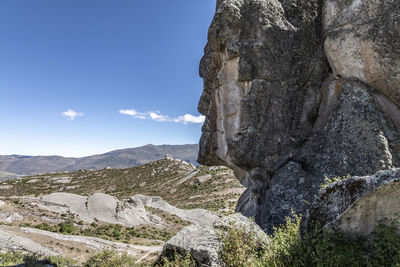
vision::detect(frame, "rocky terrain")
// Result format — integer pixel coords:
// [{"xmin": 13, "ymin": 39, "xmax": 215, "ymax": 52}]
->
[
  {"xmin": 0, "ymin": 157, "xmax": 244, "ymax": 265},
  {"xmin": 0, "ymin": 144, "xmax": 198, "ymax": 180},
  {"xmin": 1, "ymin": 0, "xmax": 399, "ymax": 266}
]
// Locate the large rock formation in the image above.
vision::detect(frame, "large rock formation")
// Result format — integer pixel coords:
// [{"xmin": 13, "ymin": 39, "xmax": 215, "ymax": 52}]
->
[{"xmin": 198, "ymin": 0, "xmax": 400, "ymax": 233}]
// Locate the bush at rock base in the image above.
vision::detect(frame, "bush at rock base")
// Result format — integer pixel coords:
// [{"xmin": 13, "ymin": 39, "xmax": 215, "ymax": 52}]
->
[
  {"xmin": 155, "ymin": 250, "xmax": 196, "ymax": 267},
  {"xmin": 220, "ymin": 215, "xmax": 400, "ymax": 267},
  {"xmin": 0, "ymin": 251, "xmax": 77, "ymax": 267}
]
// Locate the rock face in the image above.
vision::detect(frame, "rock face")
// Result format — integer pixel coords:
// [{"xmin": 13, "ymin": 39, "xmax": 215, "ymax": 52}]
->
[
  {"xmin": 198, "ymin": 0, "xmax": 400, "ymax": 233},
  {"xmin": 302, "ymin": 169, "xmax": 400, "ymax": 237},
  {"xmin": 324, "ymin": 0, "xmax": 400, "ymax": 108}
]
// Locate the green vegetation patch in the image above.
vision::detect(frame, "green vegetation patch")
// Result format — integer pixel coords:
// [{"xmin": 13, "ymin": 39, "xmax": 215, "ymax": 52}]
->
[
  {"xmin": 0, "ymin": 159, "xmax": 243, "ymax": 213},
  {"xmin": 29, "ymin": 220, "xmax": 178, "ymax": 244},
  {"xmin": 0, "ymin": 251, "xmax": 76, "ymax": 267},
  {"xmin": 220, "ymin": 215, "xmax": 400, "ymax": 267}
]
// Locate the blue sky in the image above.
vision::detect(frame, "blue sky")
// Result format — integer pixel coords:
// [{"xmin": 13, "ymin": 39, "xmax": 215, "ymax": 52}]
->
[{"xmin": 0, "ymin": 0, "xmax": 215, "ymax": 157}]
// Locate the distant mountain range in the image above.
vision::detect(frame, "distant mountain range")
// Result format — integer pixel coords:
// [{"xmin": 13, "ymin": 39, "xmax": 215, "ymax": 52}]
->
[{"xmin": 0, "ymin": 144, "xmax": 199, "ymax": 180}]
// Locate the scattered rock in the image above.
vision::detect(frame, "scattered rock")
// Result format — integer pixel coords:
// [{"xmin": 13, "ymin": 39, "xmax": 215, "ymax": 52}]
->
[
  {"xmin": 0, "ymin": 212, "xmax": 23, "ymax": 223},
  {"xmin": 208, "ymin": 166, "xmax": 228, "ymax": 171},
  {"xmin": 26, "ymin": 179, "xmax": 39, "ymax": 184},
  {"xmin": 177, "ymin": 170, "xmax": 199, "ymax": 185},
  {"xmin": 51, "ymin": 176, "xmax": 71, "ymax": 184},
  {"xmin": 189, "ymin": 175, "xmax": 212, "ymax": 185},
  {"xmin": 0, "ymin": 185, "xmax": 12, "ymax": 190}
]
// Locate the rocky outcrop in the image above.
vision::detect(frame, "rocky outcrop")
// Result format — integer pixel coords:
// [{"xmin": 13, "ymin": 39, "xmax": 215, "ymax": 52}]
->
[
  {"xmin": 158, "ymin": 213, "xmax": 268, "ymax": 267},
  {"xmin": 198, "ymin": 0, "xmax": 400, "ymax": 233},
  {"xmin": 35, "ymin": 193, "xmax": 217, "ymax": 227},
  {"xmin": 302, "ymin": 169, "xmax": 400, "ymax": 237},
  {"xmin": 131, "ymin": 195, "xmax": 219, "ymax": 227},
  {"xmin": 39, "ymin": 192, "xmax": 159, "ymax": 227}
]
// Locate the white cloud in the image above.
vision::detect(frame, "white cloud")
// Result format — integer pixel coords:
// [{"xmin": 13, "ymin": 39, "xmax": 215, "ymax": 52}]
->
[
  {"xmin": 119, "ymin": 109, "xmax": 205, "ymax": 124},
  {"xmin": 174, "ymin": 114, "xmax": 205, "ymax": 124},
  {"xmin": 148, "ymin": 112, "xmax": 170, "ymax": 122},
  {"xmin": 119, "ymin": 109, "xmax": 146, "ymax": 119},
  {"xmin": 61, "ymin": 109, "xmax": 84, "ymax": 121}
]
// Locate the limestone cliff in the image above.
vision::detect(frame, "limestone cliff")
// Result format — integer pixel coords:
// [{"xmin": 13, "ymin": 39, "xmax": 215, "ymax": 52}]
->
[{"xmin": 198, "ymin": 0, "xmax": 400, "ymax": 233}]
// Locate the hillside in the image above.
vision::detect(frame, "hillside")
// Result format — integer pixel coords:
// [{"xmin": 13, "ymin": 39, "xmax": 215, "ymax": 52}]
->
[
  {"xmin": 0, "ymin": 144, "xmax": 198, "ymax": 180},
  {"xmin": 0, "ymin": 157, "xmax": 243, "ymax": 212},
  {"xmin": 0, "ymin": 157, "xmax": 244, "ymax": 265}
]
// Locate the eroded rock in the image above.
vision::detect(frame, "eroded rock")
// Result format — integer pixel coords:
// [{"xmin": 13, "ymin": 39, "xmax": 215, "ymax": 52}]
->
[
  {"xmin": 301, "ymin": 168, "xmax": 400, "ymax": 237},
  {"xmin": 323, "ymin": 0, "xmax": 400, "ymax": 108}
]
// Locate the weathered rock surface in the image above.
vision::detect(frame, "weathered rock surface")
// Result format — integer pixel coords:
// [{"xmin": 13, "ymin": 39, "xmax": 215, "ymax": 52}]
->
[
  {"xmin": 158, "ymin": 213, "xmax": 268, "ymax": 267},
  {"xmin": 40, "ymin": 192, "xmax": 157, "ymax": 226},
  {"xmin": 198, "ymin": 0, "xmax": 400, "ymax": 233},
  {"xmin": 161, "ymin": 224, "xmax": 222, "ymax": 267},
  {"xmin": 323, "ymin": 0, "xmax": 400, "ymax": 108},
  {"xmin": 0, "ymin": 226, "xmax": 58, "ymax": 256},
  {"xmin": 199, "ymin": 0, "xmax": 328, "ymax": 174},
  {"xmin": 35, "ymin": 193, "xmax": 217, "ymax": 227},
  {"xmin": 21, "ymin": 227, "xmax": 163, "ymax": 256},
  {"xmin": 0, "ymin": 211, "xmax": 23, "ymax": 223},
  {"xmin": 302, "ymin": 168, "xmax": 400, "ymax": 237},
  {"xmin": 131, "ymin": 195, "xmax": 219, "ymax": 227},
  {"xmin": 0, "ymin": 225, "xmax": 163, "ymax": 264}
]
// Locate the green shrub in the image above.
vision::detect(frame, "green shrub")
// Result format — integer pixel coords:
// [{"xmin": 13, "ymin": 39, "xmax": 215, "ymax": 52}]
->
[
  {"xmin": 0, "ymin": 251, "xmax": 75, "ymax": 267},
  {"xmin": 220, "ymin": 215, "xmax": 400, "ymax": 267},
  {"xmin": 59, "ymin": 222, "xmax": 76, "ymax": 234},
  {"xmin": 156, "ymin": 250, "xmax": 196, "ymax": 267},
  {"xmin": 83, "ymin": 250, "xmax": 137, "ymax": 267},
  {"xmin": 46, "ymin": 255, "xmax": 77, "ymax": 267},
  {"xmin": 369, "ymin": 223, "xmax": 400, "ymax": 266},
  {"xmin": 0, "ymin": 251, "xmax": 25, "ymax": 266},
  {"xmin": 219, "ymin": 222, "xmax": 262, "ymax": 267}
]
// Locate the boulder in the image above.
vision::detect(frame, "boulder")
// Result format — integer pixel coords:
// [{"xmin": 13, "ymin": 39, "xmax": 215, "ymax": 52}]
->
[
  {"xmin": 158, "ymin": 213, "xmax": 268, "ymax": 266},
  {"xmin": 0, "ymin": 211, "xmax": 23, "ymax": 223},
  {"xmin": 160, "ymin": 224, "xmax": 222, "ymax": 267},
  {"xmin": 301, "ymin": 168, "xmax": 400, "ymax": 237}
]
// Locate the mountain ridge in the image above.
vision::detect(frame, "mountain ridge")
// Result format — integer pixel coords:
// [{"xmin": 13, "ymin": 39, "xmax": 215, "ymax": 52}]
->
[{"xmin": 0, "ymin": 144, "xmax": 198, "ymax": 180}]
